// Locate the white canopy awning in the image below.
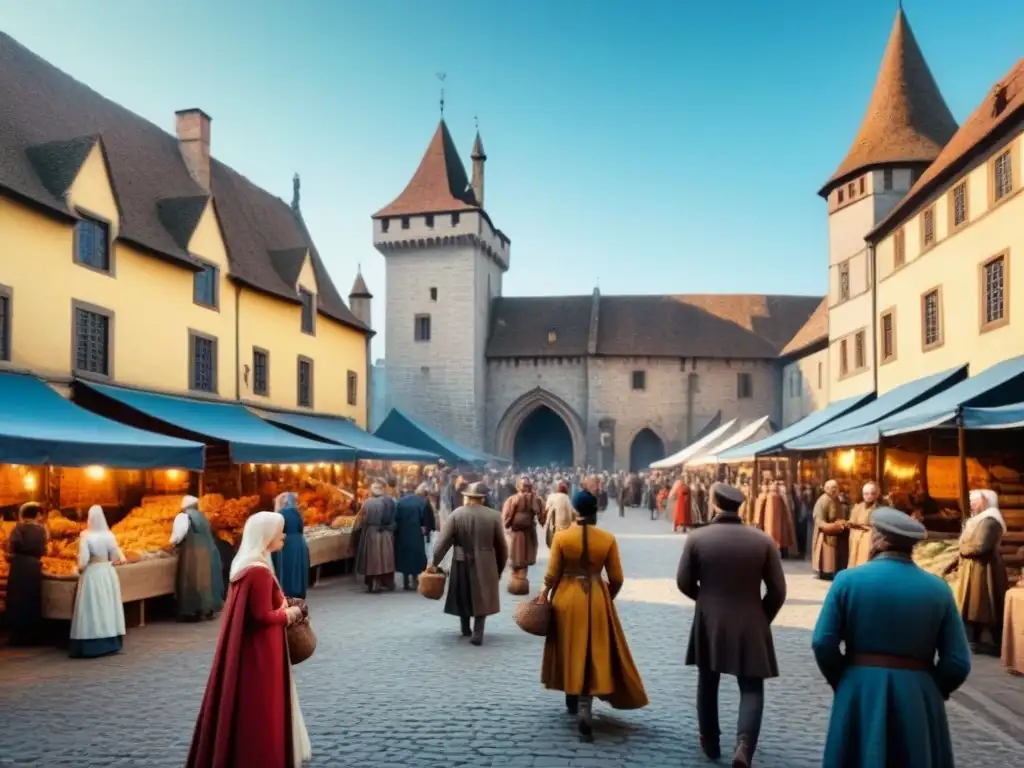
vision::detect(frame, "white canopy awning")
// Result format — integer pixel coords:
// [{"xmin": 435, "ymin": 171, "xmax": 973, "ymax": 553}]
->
[
  {"xmin": 648, "ymin": 419, "xmax": 737, "ymax": 469},
  {"xmin": 685, "ymin": 416, "xmax": 773, "ymax": 467}
]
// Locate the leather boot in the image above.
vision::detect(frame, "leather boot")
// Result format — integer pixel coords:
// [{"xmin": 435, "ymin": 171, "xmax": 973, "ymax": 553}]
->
[
  {"xmin": 460, "ymin": 616, "xmax": 471, "ymax": 637},
  {"xmin": 577, "ymin": 696, "xmax": 593, "ymax": 742},
  {"xmin": 699, "ymin": 734, "xmax": 721, "ymax": 760},
  {"xmin": 564, "ymin": 695, "xmax": 579, "ymax": 715},
  {"xmin": 403, "ymin": 575, "xmax": 412, "ymax": 591},
  {"xmin": 470, "ymin": 616, "xmax": 486, "ymax": 646}
]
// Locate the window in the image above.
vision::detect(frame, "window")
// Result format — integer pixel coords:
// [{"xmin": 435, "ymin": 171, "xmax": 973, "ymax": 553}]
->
[
  {"xmin": 859, "ymin": 177, "xmax": 865, "ymax": 195},
  {"xmin": 381, "ymin": 218, "xmax": 390, "ymax": 233},
  {"xmin": 951, "ymin": 181, "xmax": 968, "ymax": 229},
  {"xmin": 737, "ymin": 372, "xmax": 753, "ymax": 399},
  {"xmin": 848, "ymin": 182, "xmax": 855, "ymax": 198},
  {"xmin": 193, "ymin": 263, "xmax": 218, "ymax": 309},
  {"xmin": 854, "ymin": 330, "xmax": 865, "ymax": 370},
  {"xmin": 252, "ymin": 347, "xmax": 269, "ymax": 396},
  {"xmin": 414, "ymin": 314, "xmax": 431, "ymax": 341},
  {"xmin": 631, "ymin": 370, "xmax": 646, "ymax": 391},
  {"xmin": 451, "ymin": 212, "xmax": 460, "ymax": 226},
  {"xmin": 401, "ymin": 216, "xmax": 410, "ymax": 230},
  {"xmin": 837, "ymin": 188, "xmax": 845, "ymax": 204},
  {"xmin": 817, "ymin": 361, "xmax": 823, "ymax": 389},
  {"xmin": 347, "ymin": 370, "xmax": 358, "ymax": 406},
  {"xmin": 893, "ymin": 228, "xmax": 906, "ymax": 268},
  {"xmin": 425, "ymin": 214, "xmax": 435, "ymax": 228},
  {"xmin": 189, "ymin": 332, "xmax": 217, "ymax": 393},
  {"xmin": 789, "ymin": 369, "xmax": 802, "ymax": 397},
  {"xmin": 73, "ymin": 303, "xmax": 112, "ymax": 377},
  {"xmin": 0, "ymin": 286, "xmax": 11, "ymax": 362},
  {"xmin": 74, "ymin": 216, "xmax": 111, "ymax": 272},
  {"xmin": 880, "ymin": 310, "xmax": 896, "ymax": 363},
  {"xmin": 922, "ymin": 289, "xmax": 943, "ymax": 350},
  {"xmin": 297, "ymin": 357, "xmax": 313, "ymax": 407},
  {"xmin": 921, "ymin": 207, "xmax": 935, "ymax": 248},
  {"xmin": 911, "ymin": 167, "xmax": 922, "ymax": 185},
  {"xmin": 981, "ymin": 253, "xmax": 1008, "ymax": 331},
  {"xmin": 839, "ymin": 339, "xmax": 849, "ymax": 376},
  {"xmin": 838, "ymin": 262, "xmax": 850, "ymax": 302},
  {"xmin": 993, "ymin": 148, "xmax": 1014, "ymax": 203},
  {"xmin": 299, "ymin": 288, "xmax": 315, "ymax": 335},
  {"xmin": 548, "ymin": 329, "xmax": 557, "ymax": 344},
  {"xmin": 429, "ymin": 287, "xmax": 438, "ymax": 301},
  {"xmin": 882, "ymin": 169, "xmax": 893, "ymax": 191}
]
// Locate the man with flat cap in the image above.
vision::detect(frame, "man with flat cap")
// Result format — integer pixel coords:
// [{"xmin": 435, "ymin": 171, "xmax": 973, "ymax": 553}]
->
[
  {"xmin": 812, "ymin": 507, "xmax": 971, "ymax": 768},
  {"xmin": 676, "ymin": 482, "xmax": 787, "ymax": 767}
]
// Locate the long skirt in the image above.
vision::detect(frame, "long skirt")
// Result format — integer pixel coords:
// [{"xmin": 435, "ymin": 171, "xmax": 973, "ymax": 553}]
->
[
  {"xmin": 6, "ymin": 554, "xmax": 44, "ymax": 645},
  {"xmin": 69, "ymin": 562, "xmax": 126, "ymax": 658}
]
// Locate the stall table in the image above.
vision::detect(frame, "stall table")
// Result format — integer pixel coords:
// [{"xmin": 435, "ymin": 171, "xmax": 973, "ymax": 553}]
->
[
  {"xmin": 306, "ymin": 531, "xmax": 353, "ymax": 586},
  {"xmin": 42, "ymin": 556, "xmax": 177, "ymax": 625},
  {"xmin": 1003, "ymin": 585, "xmax": 1024, "ymax": 676}
]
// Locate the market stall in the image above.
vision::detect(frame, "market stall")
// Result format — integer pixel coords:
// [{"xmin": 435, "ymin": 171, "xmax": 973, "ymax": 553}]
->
[
  {"xmin": 375, "ymin": 408, "xmax": 506, "ymax": 468},
  {"xmin": 685, "ymin": 416, "xmax": 773, "ymax": 482},
  {"xmin": 649, "ymin": 419, "xmax": 737, "ymax": 469},
  {"xmin": 0, "ymin": 372, "xmax": 205, "ymax": 624}
]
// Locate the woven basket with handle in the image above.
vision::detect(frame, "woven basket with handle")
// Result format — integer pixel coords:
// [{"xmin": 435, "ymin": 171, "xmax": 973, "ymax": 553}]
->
[
  {"xmin": 287, "ymin": 619, "xmax": 317, "ymax": 665},
  {"xmin": 514, "ymin": 594, "xmax": 552, "ymax": 637},
  {"xmin": 418, "ymin": 568, "xmax": 447, "ymax": 600}
]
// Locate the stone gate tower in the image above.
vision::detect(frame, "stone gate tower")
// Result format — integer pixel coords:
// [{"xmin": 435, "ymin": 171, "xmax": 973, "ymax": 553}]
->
[{"xmin": 372, "ymin": 120, "xmax": 510, "ymax": 451}]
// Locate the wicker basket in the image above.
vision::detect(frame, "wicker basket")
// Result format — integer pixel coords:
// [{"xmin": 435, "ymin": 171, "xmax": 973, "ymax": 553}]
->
[
  {"xmin": 418, "ymin": 569, "xmax": 447, "ymax": 600},
  {"xmin": 514, "ymin": 595, "xmax": 552, "ymax": 637},
  {"xmin": 508, "ymin": 574, "xmax": 530, "ymax": 596},
  {"xmin": 287, "ymin": 619, "xmax": 317, "ymax": 665}
]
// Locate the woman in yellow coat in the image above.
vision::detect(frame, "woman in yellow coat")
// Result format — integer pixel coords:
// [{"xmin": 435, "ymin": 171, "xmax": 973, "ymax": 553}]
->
[{"xmin": 541, "ymin": 484, "xmax": 648, "ymax": 742}]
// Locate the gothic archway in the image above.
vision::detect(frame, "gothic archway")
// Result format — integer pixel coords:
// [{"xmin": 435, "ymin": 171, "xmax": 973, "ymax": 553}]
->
[
  {"xmin": 629, "ymin": 427, "xmax": 665, "ymax": 472},
  {"xmin": 513, "ymin": 406, "xmax": 574, "ymax": 467},
  {"xmin": 495, "ymin": 388, "xmax": 586, "ymax": 467}
]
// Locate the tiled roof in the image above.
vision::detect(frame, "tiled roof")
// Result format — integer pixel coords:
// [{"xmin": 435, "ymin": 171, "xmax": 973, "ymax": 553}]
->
[
  {"xmin": 779, "ymin": 297, "xmax": 829, "ymax": 357},
  {"xmin": 820, "ymin": 8, "xmax": 958, "ymax": 196},
  {"xmin": 372, "ymin": 120, "xmax": 480, "ymax": 218},
  {"xmin": 870, "ymin": 57, "xmax": 1024, "ymax": 242},
  {"xmin": 0, "ymin": 32, "xmax": 367, "ymax": 332},
  {"xmin": 486, "ymin": 293, "xmax": 823, "ymax": 359}
]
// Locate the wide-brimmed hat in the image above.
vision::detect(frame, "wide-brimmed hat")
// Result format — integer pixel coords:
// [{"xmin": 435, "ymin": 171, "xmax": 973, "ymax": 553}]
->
[{"xmin": 463, "ymin": 481, "xmax": 488, "ymax": 499}]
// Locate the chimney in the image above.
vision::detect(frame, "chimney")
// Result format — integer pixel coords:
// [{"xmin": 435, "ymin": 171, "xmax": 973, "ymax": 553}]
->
[
  {"xmin": 471, "ymin": 131, "xmax": 486, "ymax": 209},
  {"xmin": 175, "ymin": 108, "xmax": 212, "ymax": 192}
]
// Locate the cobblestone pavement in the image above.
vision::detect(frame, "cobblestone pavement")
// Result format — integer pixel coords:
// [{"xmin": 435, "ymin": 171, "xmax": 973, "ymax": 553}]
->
[{"xmin": 2, "ymin": 507, "xmax": 1023, "ymax": 767}]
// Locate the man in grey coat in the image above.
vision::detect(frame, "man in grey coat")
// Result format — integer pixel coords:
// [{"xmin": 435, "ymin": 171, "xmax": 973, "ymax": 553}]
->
[
  {"xmin": 676, "ymin": 482, "xmax": 787, "ymax": 768},
  {"xmin": 428, "ymin": 482, "xmax": 508, "ymax": 646}
]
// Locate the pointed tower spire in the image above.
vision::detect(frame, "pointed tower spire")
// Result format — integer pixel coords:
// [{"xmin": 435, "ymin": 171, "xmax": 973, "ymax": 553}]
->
[
  {"xmin": 349, "ymin": 264, "xmax": 372, "ymax": 299},
  {"xmin": 819, "ymin": 6, "xmax": 957, "ymax": 196},
  {"xmin": 291, "ymin": 172, "xmax": 301, "ymax": 213},
  {"xmin": 471, "ymin": 122, "xmax": 486, "ymax": 208},
  {"xmin": 348, "ymin": 264, "xmax": 372, "ymax": 330}
]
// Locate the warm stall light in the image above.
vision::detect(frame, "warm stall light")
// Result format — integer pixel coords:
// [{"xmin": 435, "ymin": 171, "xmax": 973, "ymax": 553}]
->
[
  {"xmin": 85, "ymin": 465, "xmax": 106, "ymax": 480},
  {"xmin": 23, "ymin": 473, "xmax": 37, "ymax": 492},
  {"xmin": 166, "ymin": 469, "xmax": 182, "ymax": 481},
  {"xmin": 836, "ymin": 450, "xmax": 856, "ymax": 472},
  {"xmin": 249, "ymin": 463, "xmax": 256, "ymax": 471},
  {"xmin": 318, "ymin": 463, "xmax": 327, "ymax": 469},
  {"xmin": 305, "ymin": 464, "xmax": 314, "ymax": 472},
  {"xmin": 291, "ymin": 464, "xmax": 299, "ymax": 472},
  {"xmin": 333, "ymin": 464, "xmax": 341, "ymax": 472}
]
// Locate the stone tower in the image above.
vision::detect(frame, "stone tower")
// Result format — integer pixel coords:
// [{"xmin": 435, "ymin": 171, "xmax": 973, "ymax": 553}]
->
[
  {"xmin": 820, "ymin": 6, "xmax": 956, "ymax": 402},
  {"xmin": 348, "ymin": 267, "xmax": 373, "ymax": 329},
  {"xmin": 372, "ymin": 120, "xmax": 510, "ymax": 451}
]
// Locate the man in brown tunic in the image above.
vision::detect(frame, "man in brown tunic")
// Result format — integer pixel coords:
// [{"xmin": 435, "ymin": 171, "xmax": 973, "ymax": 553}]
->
[
  {"xmin": 353, "ymin": 482, "xmax": 397, "ymax": 593},
  {"xmin": 762, "ymin": 481, "xmax": 798, "ymax": 556},
  {"xmin": 750, "ymin": 483, "xmax": 770, "ymax": 529},
  {"xmin": 429, "ymin": 482, "xmax": 508, "ymax": 646},
  {"xmin": 676, "ymin": 483, "xmax": 787, "ymax": 767},
  {"xmin": 812, "ymin": 479, "xmax": 848, "ymax": 580},
  {"xmin": 846, "ymin": 481, "xmax": 879, "ymax": 568},
  {"xmin": 501, "ymin": 476, "xmax": 543, "ymax": 582}
]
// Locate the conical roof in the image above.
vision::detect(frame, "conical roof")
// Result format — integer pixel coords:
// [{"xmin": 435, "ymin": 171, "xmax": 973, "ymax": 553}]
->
[
  {"xmin": 373, "ymin": 120, "xmax": 479, "ymax": 217},
  {"xmin": 471, "ymin": 131, "xmax": 486, "ymax": 160},
  {"xmin": 350, "ymin": 268, "xmax": 372, "ymax": 298},
  {"xmin": 820, "ymin": 8, "xmax": 957, "ymax": 196}
]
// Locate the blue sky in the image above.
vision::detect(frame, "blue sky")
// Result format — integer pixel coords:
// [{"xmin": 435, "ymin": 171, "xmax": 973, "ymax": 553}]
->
[{"xmin": 2, "ymin": 0, "xmax": 1021, "ymax": 356}]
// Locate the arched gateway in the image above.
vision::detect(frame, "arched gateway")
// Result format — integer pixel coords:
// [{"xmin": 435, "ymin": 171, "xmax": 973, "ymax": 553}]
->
[
  {"xmin": 495, "ymin": 388, "xmax": 586, "ymax": 468},
  {"xmin": 629, "ymin": 427, "xmax": 664, "ymax": 472}
]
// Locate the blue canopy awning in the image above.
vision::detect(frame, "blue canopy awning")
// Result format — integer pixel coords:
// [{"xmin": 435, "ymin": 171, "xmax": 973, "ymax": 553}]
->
[
  {"xmin": 253, "ymin": 409, "xmax": 437, "ymax": 462},
  {"xmin": 785, "ymin": 366, "xmax": 966, "ymax": 451},
  {"xmin": 77, "ymin": 381, "xmax": 354, "ymax": 465},
  {"xmin": 716, "ymin": 393, "xmax": 872, "ymax": 460},
  {"xmin": 0, "ymin": 372, "xmax": 204, "ymax": 469},
  {"xmin": 374, "ymin": 408, "xmax": 501, "ymax": 466},
  {"xmin": 962, "ymin": 404, "xmax": 1024, "ymax": 431},
  {"xmin": 877, "ymin": 355, "xmax": 1024, "ymax": 437}
]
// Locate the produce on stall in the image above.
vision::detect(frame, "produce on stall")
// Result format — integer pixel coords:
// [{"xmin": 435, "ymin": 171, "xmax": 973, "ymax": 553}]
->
[{"xmin": 912, "ymin": 540, "xmax": 959, "ymax": 583}]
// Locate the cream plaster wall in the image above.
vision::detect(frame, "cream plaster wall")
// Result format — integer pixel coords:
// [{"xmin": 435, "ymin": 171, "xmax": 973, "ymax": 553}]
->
[{"xmin": 782, "ymin": 347, "xmax": 829, "ymax": 426}]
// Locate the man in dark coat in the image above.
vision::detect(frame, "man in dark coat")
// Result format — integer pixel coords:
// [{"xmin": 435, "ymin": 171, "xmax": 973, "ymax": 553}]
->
[
  {"xmin": 676, "ymin": 483, "xmax": 787, "ymax": 767},
  {"xmin": 428, "ymin": 482, "xmax": 508, "ymax": 646},
  {"xmin": 353, "ymin": 483, "xmax": 398, "ymax": 593},
  {"xmin": 394, "ymin": 483, "xmax": 433, "ymax": 590}
]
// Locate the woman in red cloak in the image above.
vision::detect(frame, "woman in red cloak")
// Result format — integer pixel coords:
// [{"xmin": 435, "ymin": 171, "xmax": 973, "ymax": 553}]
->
[
  {"xmin": 187, "ymin": 511, "xmax": 311, "ymax": 768},
  {"xmin": 671, "ymin": 477, "xmax": 691, "ymax": 532}
]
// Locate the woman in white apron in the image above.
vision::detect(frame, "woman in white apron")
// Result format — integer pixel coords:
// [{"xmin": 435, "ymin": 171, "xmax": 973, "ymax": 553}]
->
[{"xmin": 69, "ymin": 505, "xmax": 126, "ymax": 658}]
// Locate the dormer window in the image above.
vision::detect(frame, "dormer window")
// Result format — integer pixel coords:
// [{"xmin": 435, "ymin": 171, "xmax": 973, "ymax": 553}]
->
[
  {"xmin": 299, "ymin": 288, "xmax": 315, "ymax": 335},
  {"xmin": 74, "ymin": 215, "xmax": 111, "ymax": 274},
  {"xmin": 381, "ymin": 218, "xmax": 390, "ymax": 233},
  {"xmin": 193, "ymin": 262, "xmax": 219, "ymax": 309}
]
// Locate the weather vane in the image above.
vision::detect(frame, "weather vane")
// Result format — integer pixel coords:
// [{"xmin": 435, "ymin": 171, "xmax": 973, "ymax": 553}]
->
[
  {"xmin": 437, "ymin": 72, "xmax": 447, "ymax": 117},
  {"xmin": 474, "ymin": 114, "xmax": 479, "ymax": 131}
]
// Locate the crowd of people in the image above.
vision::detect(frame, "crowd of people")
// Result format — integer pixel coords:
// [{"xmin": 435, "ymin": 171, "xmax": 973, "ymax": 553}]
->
[{"xmin": 3, "ymin": 460, "xmax": 1013, "ymax": 767}]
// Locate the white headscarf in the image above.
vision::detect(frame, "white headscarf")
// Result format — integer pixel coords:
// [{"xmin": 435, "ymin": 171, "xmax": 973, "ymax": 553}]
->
[
  {"xmin": 229, "ymin": 511, "xmax": 285, "ymax": 583},
  {"xmin": 181, "ymin": 495, "xmax": 199, "ymax": 512},
  {"xmin": 274, "ymin": 492, "xmax": 297, "ymax": 513},
  {"xmin": 83, "ymin": 505, "xmax": 116, "ymax": 542},
  {"xmin": 965, "ymin": 489, "xmax": 1006, "ymax": 537}
]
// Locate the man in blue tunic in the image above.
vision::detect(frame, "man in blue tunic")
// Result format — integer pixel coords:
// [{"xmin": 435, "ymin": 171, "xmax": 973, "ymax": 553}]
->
[
  {"xmin": 812, "ymin": 507, "xmax": 972, "ymax": 768},
  {"xmin": 394, "ymin": 482, "xmax": 433, "ymax": 590}
]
